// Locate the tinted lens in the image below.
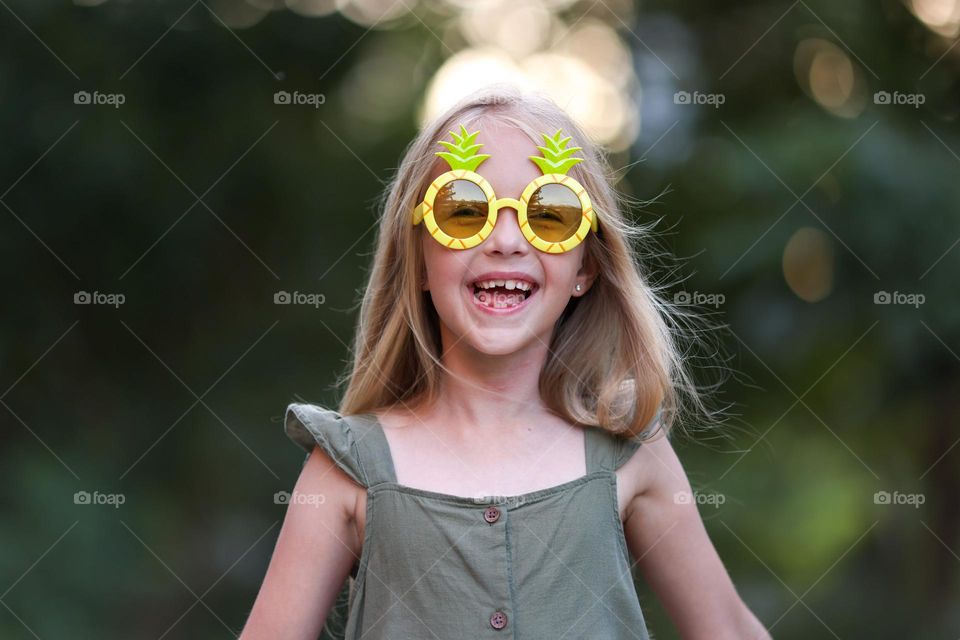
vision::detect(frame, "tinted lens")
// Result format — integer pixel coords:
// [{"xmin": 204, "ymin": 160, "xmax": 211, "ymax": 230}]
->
[
  {"xmin": 433, "ymin": 179, "xmax": 489, "ymax": 239},
  {"xmin": 526, "ymin": 183, "xmax": 583, "ymax": 242}
]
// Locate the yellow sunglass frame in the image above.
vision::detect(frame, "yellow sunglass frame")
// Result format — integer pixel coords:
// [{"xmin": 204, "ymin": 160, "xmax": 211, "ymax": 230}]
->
[{"xmin": 412, "ymin": 169, "xmax": 597, "ymax": 254}]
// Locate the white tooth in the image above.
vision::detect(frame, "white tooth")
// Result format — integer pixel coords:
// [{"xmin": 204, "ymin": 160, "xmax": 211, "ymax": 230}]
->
[
  {"xmin": 505, "ymin": 280, "xmax": 517, "ymax": 290},
  {"xmin": 495, "ymin": 280, "xmax": 505, "ymax": 286}
]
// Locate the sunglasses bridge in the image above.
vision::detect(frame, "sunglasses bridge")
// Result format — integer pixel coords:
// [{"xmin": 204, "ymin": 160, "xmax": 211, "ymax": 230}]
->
[{"xmin": 489, "ymin": 197, "xmax": 524, "ymax": 213}]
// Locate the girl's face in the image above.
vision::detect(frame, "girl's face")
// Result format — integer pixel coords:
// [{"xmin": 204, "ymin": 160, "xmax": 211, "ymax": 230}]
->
[{"xmin": 419, "ymin": 121, "xmax": 597, "ymax": 357}]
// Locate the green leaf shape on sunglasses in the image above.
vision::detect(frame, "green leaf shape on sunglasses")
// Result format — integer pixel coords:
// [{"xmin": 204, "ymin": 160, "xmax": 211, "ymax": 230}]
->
[
  {"xmin": 435, "ymin": 124, "xmax": 491, "ymax": 172},
  {"xmin": 529, "ymin": 129, "xmax": 584, "ymax": 175}
]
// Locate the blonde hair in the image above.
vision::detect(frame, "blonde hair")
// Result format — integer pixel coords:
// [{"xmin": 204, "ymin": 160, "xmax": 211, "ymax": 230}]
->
[{"xmin": 335, "ymin": 83, "xmax": 719, "ymax": 440}]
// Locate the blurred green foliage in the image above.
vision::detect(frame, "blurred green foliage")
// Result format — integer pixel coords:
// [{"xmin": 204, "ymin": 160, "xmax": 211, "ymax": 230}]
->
[{"xmin": 1, "ymin": 0, "xmax": 957, "ymax": 638}]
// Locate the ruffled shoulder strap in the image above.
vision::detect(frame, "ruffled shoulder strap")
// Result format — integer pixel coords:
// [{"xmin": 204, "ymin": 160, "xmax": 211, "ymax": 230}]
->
[
  {"xmin": 585, "ymin": 402, "xmax": 663, "ymax": 472},
  {"xmin": 284, "ymin": 402, "xmax": 397, "ymax": 487}
]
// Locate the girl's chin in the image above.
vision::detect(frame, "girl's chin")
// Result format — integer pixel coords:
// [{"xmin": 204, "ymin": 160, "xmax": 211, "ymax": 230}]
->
[{"xmin": 467, "ymin": 339, "xmax": 532, "ymax": 357}]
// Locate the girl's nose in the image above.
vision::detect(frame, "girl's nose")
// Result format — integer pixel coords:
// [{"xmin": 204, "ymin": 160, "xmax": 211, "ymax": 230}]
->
[{"xmin": 483, "ymin": 204, "xmax": 529, "ymax": 254}]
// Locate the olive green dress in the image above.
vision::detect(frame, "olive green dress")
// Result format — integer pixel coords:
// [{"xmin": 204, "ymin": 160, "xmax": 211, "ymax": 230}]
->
[{"xmin": 285, "ymin": 402, "xmax": 660, "ymax": 640}]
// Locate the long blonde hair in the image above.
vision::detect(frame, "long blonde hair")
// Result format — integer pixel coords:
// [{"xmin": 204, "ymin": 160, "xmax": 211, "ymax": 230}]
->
[{"xmin": 335, "ymin": 83, "xmax": 717, "ymax": 440}]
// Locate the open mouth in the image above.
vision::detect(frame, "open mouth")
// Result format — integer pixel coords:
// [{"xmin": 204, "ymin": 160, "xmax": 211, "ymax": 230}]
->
[{"xmin": 468, "ymin": 279, "xmax": 539, "ymax": 311}]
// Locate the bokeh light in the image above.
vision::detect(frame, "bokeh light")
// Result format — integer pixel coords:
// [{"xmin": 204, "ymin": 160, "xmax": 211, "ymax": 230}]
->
[
  {"xmin": 783, "ymin": 227, "xmax": 835, "ymax": 302},
  {"xmin": 421, "ymin": 46, "xmax": 638, "ymax": 148},
  {"xmin": 793, "ymin": 38, "xmax": 867, "ymax": 118},
  {"xmin": 907, "ymin": 0, "xmax": 960, "ymax": 36}
]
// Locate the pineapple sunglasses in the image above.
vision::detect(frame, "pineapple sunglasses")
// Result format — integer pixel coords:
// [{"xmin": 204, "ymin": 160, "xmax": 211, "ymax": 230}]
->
[{"xmin": 412, "ymin": 124, "xmax": 598, "ymax": 254}]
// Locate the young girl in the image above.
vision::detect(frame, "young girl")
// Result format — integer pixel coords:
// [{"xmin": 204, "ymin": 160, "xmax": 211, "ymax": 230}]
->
[{"xmin": 241, "ymin": 85, "xmax": 770, "ymax": 640}]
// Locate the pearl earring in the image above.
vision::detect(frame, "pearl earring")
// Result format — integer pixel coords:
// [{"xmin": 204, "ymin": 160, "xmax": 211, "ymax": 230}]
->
[{"xmin": 575, "ymin": 284, "xmax": 582, "ymax": 292}]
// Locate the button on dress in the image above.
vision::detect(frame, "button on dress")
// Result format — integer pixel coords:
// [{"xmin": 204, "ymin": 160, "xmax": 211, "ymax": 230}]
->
[{"xmin": 284, "ymin": 402, "xmax": 660, "ymax": 640}]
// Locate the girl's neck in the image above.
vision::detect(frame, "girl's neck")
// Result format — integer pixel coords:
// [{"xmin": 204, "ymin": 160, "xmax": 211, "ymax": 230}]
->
[{"xmin": 429, "ymin": 334, "xmax": 553, "ymax": 435}]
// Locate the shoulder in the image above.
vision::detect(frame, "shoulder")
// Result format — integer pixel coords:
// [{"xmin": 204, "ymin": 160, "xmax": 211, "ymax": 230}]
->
[
  {"xmin": 297, "ymin": 440, "xmax": 365, "ymax": 519},
  {"xmin": 284, "ymin": 402, "xmax": 374, "ymax": 487},
  {"xmin": 370, "ymin": 405, "xmax": 420, "ymax": 431},
  {"xmin": 619, "ymin": 430, "xmax": 690, "ymax": 523},
  {"xmin": 606, "ymin": 403, "xmax": 684, "ymax": 520}
]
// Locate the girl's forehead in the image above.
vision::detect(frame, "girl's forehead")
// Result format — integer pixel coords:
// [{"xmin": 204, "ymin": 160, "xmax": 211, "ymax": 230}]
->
[
  {"xmin": 426, "ymin": 123, "xmax": 542, "ymax": 189},
  {"xmin": 476, "ymin": 122, "xmax": 536, "ymax": 154}
]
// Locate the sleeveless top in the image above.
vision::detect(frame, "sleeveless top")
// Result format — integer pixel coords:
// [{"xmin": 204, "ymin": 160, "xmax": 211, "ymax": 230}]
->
[{"xmin": 284, "ymin": 402, "xmax": 661, "ymax": 640}]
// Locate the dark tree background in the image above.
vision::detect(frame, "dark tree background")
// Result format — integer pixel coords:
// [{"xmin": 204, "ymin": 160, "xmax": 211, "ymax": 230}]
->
[{"xmin": 2, "ymin": 0, "xmax": 957, "ymax": 637}]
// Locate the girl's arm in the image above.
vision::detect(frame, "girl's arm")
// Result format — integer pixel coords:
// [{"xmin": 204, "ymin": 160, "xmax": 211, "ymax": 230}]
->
[
  {"xmin": 622, "ymin": 434, "xmax": 771, "ymax": 640},
  {"xmin": 239, "ymin": 445, "xmax": 363, "ymax": 640}
]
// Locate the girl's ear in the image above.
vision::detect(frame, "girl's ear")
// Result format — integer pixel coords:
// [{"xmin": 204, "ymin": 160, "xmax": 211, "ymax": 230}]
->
[{"xmin": 574, "ymin": 248, "xmax": 600, "ymax": 296}]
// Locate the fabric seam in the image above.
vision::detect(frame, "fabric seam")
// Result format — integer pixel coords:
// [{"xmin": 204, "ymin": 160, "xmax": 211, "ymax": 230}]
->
[
  {"xmin": 503, "ymin": 506, "xmax": 518, "ymax": 639},
  {"xmin": 367, "ymin": 471, "xmax": 610, "ymax": 506},
  {"xmin": 610, "ymin": 472, "xmax": 632, "ymax": 566}
]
